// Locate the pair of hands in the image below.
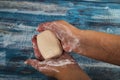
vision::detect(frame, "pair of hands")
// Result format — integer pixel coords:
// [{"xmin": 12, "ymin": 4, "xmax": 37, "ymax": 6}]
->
[{"xmin": 25, "ymin": 20, "xmax": 90, "ymax": 80}]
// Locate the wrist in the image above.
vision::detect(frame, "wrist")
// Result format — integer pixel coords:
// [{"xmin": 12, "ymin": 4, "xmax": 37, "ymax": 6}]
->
[
  {"xmin": 56, "ymin": 64, "xmax": 91, "ymax": 80},
  {"xmin": 73, "ymin": 30, "xmax": 86, "ymax": 54}
]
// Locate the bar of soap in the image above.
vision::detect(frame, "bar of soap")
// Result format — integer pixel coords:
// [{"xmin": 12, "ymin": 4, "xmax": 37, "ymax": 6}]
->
[{"xmin": 37, "ymin": 30, "xmax": 63, "ymax": 59}]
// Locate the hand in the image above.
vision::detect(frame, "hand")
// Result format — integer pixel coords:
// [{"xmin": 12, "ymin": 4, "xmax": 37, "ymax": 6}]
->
[
  {"xmin": 37, "ymin": 20, "xmax": 81, "ymax": 52},
  {"xmin": 25, "ymin": 53, "xmax": 91, "ymax": 80}
]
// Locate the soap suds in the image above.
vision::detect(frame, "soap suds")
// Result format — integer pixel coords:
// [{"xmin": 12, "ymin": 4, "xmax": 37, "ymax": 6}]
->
[
  {"xmin": 53, "ymin": 22, "xmax": 80, "ymax": 52},
  {"xmin": 38, "ymin": 65, "xmax": 59, "ymax": 72},
  {"xmin": 31, "ymin": 59, "xmax": 75, "ymax": 73},
  {"xmin": 38, "ymin": 59, "xmax": 74, "ymax": 67}
]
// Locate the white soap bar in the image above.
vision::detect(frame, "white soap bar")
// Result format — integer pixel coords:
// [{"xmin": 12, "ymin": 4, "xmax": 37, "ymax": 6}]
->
[{"xmin": 37, "ymin": 30, "xmax": 62, "ymax": 59}]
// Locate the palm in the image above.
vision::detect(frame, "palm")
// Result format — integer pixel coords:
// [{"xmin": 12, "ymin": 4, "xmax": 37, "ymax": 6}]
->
[{"xmin": 25, "ymin": 53, "xmax": 76, "ymax": 77}]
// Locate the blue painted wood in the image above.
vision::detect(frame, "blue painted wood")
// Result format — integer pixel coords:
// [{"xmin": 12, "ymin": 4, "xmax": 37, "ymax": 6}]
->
[{"xmin": 0, "ymin": 0, "xmax": 120, "ymax": 80}]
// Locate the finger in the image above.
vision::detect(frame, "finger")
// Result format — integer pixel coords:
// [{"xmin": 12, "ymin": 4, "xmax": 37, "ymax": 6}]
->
[
  {"xmin": 55, "ymin": 20, "xmax": 79, "ymax": 31},
  {"xmin": 24, "ymin": 59, "xmax": 47, "ymax": 71},
  {"xmin": 37, "ymin": 22, "xmax": 52, "ymax": 32},
  {"xmin": 25, "ymin": 59, "xmax": 57, "ymax": 76},
  {"xmin": 37, "ymin": 21, "xmax": 64, "ymax": 39},
  {"xmin": 38, "ymin": 22, "xmax": 58, "ymax": 40},
  {"xmin": 24, "ymin": 59, "xmax": 40, "ymax": 67}
]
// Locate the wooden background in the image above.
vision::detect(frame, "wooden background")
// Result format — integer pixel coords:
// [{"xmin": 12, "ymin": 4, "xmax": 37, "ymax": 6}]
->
[{"xmin": 0, "ymin": 0, "xmax": 120, "ymax": 80}]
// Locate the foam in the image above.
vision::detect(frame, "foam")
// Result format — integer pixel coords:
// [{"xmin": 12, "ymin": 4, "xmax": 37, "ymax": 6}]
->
[
  {"xmin": 44, "ymin": 22, "xmax": 80, "ymax": 52},
  {"xmin": 39, "ymin": 59, "xmax": 74, "ymax": 67}
]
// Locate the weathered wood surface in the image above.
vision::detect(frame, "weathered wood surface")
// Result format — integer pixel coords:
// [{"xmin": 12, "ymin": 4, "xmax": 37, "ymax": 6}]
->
[{"xmin": 0, "ymin": 0, "xmax": 120, "ymax": 80}]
